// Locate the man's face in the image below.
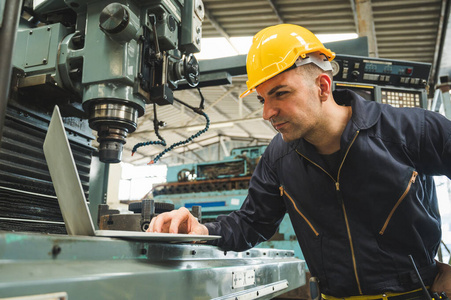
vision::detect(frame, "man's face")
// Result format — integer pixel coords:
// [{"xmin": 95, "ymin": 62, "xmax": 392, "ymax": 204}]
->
[{"xmin": 256, "ymin": 69, "xmax": 322, "ymax": 142}]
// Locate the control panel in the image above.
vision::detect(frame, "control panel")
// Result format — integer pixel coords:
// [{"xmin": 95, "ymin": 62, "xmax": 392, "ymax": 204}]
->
[
  {"xmin": 332, "ymin": 54, "xmax": 431, "ymax": 89},
  {"xmin": 334, "ymin": 82, "xmax": 428, "ymax": 109},
  {"xmin": 332, "ymin": 55, "xmax": 431, "ymax": 109},
  {"xmin": 380, "ymin": 88, "xmax": 422, "ymax": 108}
]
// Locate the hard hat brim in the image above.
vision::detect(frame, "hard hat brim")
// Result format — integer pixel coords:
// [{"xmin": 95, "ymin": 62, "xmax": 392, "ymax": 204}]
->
[{"xmin": 239, "ymin": 88, "xmax": 254, "ymax": 99}]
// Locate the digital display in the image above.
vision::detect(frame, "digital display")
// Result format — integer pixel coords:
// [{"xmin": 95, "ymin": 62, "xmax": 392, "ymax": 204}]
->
[{"xmin": 364, "ymin": 60, "xmax": 414, "ymax": 76}]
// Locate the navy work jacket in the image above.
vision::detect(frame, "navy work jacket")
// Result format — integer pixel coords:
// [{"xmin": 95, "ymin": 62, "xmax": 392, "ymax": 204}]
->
[{"xmin": 205, "ymin": 89, "xmax": 451, "ymax": 297}]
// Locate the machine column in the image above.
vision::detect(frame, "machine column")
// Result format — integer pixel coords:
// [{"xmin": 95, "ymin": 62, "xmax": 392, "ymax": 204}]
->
[{"xmin": 0, "ymin": 0, "xmax": 23, "ymax": 144}]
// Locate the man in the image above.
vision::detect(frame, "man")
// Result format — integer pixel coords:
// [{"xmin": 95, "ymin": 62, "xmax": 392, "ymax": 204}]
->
[{"xmin": 149, "ymin": 24, "xmax": 451, "ymax": 299}]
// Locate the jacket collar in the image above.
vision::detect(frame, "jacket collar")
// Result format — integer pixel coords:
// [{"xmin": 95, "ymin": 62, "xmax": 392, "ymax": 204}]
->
[
  {"xmin": 292, "ymin": 88, "xmax": 382, "ymax": 157},
  {"xmin": 333, "ymin": 89, "xmax": 381, "ymax": 130}
]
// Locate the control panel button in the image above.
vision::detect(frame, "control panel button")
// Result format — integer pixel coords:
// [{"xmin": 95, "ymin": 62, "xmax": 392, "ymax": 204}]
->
[{"xmin": 381, "ymin": 89, "xmax": 421, "ymax": 108}]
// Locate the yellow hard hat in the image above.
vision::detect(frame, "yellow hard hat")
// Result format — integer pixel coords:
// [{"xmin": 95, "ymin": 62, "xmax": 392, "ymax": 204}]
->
[{"xmin": 240, "ymin": 24, "xmax": 336, "ymax": 98}]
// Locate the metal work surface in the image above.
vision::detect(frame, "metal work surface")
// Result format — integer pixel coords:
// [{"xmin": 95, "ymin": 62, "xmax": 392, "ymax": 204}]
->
[
  {"xmin": 0, "ymin": 232, "xmax": 306, "ymax": 299},
  {"xmin": 94, "ymin": 230, "xmax": 221, "ymax": 242}
]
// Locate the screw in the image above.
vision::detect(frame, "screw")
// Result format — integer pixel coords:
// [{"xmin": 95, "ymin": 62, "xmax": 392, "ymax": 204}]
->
[{"xmin": 52, "ymin": 245, "xmax": 61, "ymax": 257}]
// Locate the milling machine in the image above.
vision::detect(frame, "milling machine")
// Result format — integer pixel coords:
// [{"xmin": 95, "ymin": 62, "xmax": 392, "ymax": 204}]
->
[
  {"xmin": 14, "ymin": 0, "xmax": 204, "ymax": 164},
  {"xmin": 0, "ymin": 1, "xmax": 306, "ymax": 299}
]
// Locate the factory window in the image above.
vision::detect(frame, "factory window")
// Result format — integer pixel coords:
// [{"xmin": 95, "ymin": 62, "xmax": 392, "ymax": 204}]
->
[
  {"xmin": 195, "ymin": 34, "xmax": 358, "ymax": 60},
  {"xmin": 119, "ymin": 163, "xmax": 167, "ymax": 201}
]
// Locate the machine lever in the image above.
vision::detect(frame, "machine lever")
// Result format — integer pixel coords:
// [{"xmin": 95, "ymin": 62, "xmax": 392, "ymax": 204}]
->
[{"xmin": 148, "ymin": 14, "xmax": 161, "ymax": 59}]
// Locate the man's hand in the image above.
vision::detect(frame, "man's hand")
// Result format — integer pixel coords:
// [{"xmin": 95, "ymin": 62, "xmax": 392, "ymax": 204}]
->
[
  {"xmin": 147, "ymin": 207, "xmax": 209, "ymax": 235},
  {"xmin": 431, "ymin": 260, "xmax": 451, "ymax": 294}
]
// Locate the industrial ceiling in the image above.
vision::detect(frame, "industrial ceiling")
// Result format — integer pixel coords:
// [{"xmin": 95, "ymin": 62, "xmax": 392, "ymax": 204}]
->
[{"xmin": 123, "ymin": 0, "xmax": 449, "ymax": 166}]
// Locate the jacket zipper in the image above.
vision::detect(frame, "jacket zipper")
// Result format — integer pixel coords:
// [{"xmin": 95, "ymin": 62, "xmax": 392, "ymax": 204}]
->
[
  {"xmin": 379, "ymin": 170, "xmax": 418, "ymax": 235},
  {"xmin": 279, "ymin": 186, "xmax": 319, "ymax": 236},
  {"xmin": 295, "ymin": 130, "xmax": 362, "ymax": 294}
]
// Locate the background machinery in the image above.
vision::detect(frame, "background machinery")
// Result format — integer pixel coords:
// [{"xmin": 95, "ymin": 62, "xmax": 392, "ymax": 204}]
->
[{"xmin": 148, "ymin": 145, "xmax": 305, "ymax": 260}]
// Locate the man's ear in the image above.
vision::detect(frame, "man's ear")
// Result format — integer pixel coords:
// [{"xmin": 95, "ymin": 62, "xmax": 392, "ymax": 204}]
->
[{"xmin": 317, "ymin": 74, "xmax": 332, "ymax": 101}]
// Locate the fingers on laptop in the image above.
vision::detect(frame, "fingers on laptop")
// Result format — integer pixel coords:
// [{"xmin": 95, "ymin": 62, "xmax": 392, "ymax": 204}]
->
[{"xmin": 148, "ymin": 207, "xmax": 192, "ymax": 234}]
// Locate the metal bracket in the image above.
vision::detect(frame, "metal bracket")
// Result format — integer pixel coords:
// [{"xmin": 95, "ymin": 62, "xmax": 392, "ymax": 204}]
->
[{"xmin": 140, "ymin": 199, "xmax": 155, "ymax": 231}]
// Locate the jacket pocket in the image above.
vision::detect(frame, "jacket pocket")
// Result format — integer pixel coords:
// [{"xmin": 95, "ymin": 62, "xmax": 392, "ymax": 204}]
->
[
  {"xmin": 280, "ymin": 186, "xmax": 319, "ymax": 236},
  {"xmin": 379, "ymin": 170, "xmax": 418, "ymax": 235}
]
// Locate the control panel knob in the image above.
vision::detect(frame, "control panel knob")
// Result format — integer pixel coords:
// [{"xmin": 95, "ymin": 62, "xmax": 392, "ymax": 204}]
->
[
  {"xmin": 184, "ymin": 53, "xmax": 199, "ymax": 87},
  {"xmin": 351, "ymin": 70, "xmax": 360, "ymax": 79},
  {"xmin": 99, "ymin": 3, "xmax": 129, "ymax": 34}
]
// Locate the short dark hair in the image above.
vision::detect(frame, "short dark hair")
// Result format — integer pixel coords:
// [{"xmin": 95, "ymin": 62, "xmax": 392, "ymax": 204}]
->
[{"xmin": 296, "ymin": 63, "xmax": 333, "ymax": 83}]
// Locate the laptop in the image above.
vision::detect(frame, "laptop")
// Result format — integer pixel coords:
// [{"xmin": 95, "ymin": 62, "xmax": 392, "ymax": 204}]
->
[{"xmin": 43, "ymin": 105, "xmax": 220, "ymax": 242}]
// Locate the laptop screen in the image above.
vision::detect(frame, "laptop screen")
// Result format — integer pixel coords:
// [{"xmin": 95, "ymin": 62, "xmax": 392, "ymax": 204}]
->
[{"xmin": 43, "ymin": 106, "xmax": 96, "ymax": 236}]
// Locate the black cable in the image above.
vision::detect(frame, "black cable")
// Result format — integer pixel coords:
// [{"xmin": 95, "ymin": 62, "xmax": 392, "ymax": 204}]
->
[
  {"xmin": 408, "ymin": 255, "xmax": 432, "ymax": 300},
  {"xmin": 131, "ymin": 103, "xmax": 166, "ymax": 155},
  {"xmin": 152, "ymin": 103, "xmax": 166, "ymax": 142},
  {"xmin": 197, "ymin": 86, "xmax": 205, "ymax": 109},
  {"xmin": 149, "ymin": 97, "xmax": 209, "ymax": 164},
  {"xmin": 132, "ymin": 88, "xmax": 210, "ymax": 164}
]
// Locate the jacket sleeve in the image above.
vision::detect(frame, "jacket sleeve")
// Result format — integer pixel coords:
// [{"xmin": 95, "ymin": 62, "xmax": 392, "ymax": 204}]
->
[
  {"xmin": 204, "ymin": 154, "xmax": 287, "ymax": 251},
  {"xmin": 416, "ymin": 110, "xmax": 451, "ymax": 178}
]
